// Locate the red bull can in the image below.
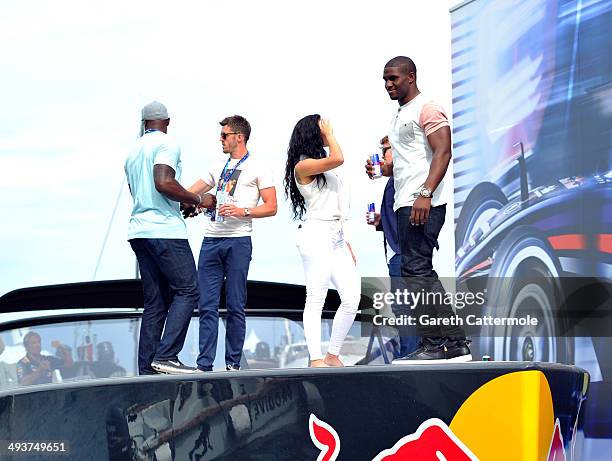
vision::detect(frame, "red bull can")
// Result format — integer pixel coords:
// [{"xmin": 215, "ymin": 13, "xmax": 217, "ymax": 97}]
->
[
  {"xmin": 370, "ymin": 154, "xmax": 383, "ymax": 178},
  {"xmin": 368, "ymin": 203, "xmax": 376, "ymax": 223}
]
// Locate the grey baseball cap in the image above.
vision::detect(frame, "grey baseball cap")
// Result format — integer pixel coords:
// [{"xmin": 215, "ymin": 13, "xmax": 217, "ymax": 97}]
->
[{"xmin": 141, "ymin": 101, "xmax": 169, "ymax": 121}]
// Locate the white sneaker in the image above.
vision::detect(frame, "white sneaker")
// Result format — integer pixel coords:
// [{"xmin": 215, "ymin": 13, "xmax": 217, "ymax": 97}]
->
[{"xmin": 151, "ymin": 359, "xmax": 197, "ymax": 375}]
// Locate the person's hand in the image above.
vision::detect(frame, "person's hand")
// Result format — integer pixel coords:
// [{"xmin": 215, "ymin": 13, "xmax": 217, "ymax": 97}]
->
[
  {"xmin": 318, "ymin": 119, "xmax": 334, "ymax": 138},
  {"xmin": 365, "ymin": 158, "xmax": 374, "ymax": 179},
  {"xmin": 181, "ymin": 203, "xmax": 199, "ymax": 219},
  {"xmin": 381, "ymin": 154, "xmax": 393, "ymax": 177},
  {"xmin": 410, "ymin": 196, "xmax": 431, "ymax": 226},
  {"xmin": 39, "ymin": 360, "xmax": 51, "ymax": 372},
  {"xmin": 219, "ymin": 204, "xmax": 245, "ymax": 217},
  {"xmin": 366, "ymin": 212, "xmax": 381, "ymax": 226},
  {"xmin": 199, "ymin": 193, "xmax": 216, "ymax": 210}
]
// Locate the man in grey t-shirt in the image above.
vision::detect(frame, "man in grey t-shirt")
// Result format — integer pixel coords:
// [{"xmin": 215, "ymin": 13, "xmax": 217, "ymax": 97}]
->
[{"xmin": 125, "ymin": 101, "xmax": 215, "ymax": 375}]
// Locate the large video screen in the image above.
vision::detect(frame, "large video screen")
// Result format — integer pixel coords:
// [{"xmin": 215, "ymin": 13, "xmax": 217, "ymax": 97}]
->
[{"xmin": 451, "ymin": 1, "xmax": 612, "ymax": 458}]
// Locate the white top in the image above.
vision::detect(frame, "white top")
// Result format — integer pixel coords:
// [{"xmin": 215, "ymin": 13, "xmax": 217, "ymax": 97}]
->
[
  {"xmin": 295, "ymin": 167, "xmax": 348, "ymax": 221},
  {"xmin": 124, "ymin": 131, "xmax": 187, "ymax": 239},
  {"xmin": 201, "ymin": 154, "xmax": 275, "ymax": 237},
  {"xmin": 387, "ymin": 93, "xmax": 450, "ymax": 211}
]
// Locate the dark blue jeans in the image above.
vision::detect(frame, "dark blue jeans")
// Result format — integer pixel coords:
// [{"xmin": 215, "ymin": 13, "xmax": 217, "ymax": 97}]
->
[
  {"xmin": 129, "ymin": 238, "xmax": 198, "ymax": 375},
  {"xmin": 388, "ymin": 254, "xmax": 419, "ymax": 357},
  {"xmin": 396, "ymin": 205, "xmax": 466, "ymax": 340},
  {"xmin": 197, "ymin": 237, "xmax": 252, "ymax": 371}
]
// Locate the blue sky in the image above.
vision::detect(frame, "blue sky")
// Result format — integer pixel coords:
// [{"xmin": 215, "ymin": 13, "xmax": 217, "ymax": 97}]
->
[{"xmin": 1, "ymin": 0, "xmax": 459, "ymax": 296}]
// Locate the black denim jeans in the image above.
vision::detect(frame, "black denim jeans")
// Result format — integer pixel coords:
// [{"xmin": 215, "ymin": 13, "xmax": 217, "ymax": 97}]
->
[
  {"xmin": 388, "ymin": 254, "xmax": 419, "ymax": 356},
  {"xmin": 396, "ymin": 205, "xmax": 466, "ymax": 341},
  {"xmin": 130, "ymin": 238, "xmax": 199, "ymax": 374}
]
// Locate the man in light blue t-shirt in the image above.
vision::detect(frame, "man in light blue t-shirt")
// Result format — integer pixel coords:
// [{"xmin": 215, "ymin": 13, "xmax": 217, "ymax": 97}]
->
[{"xmin": 125, "ymin": 101, "xmax": 215, "ymax": 375}]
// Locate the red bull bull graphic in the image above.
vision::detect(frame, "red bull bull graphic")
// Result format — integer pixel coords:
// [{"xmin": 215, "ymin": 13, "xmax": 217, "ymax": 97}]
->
[
  {"xmin": 371, "ymin": 418, "xmax": 477, "ymax": 461},
  {"xmin": 309, "ymin": 371, "xmax": 578, "ymax": 461},
  {"xmin": 310, "ymin": 416, "xmax": 477, "ymax": 461},
  {"xmin": 309, "ymin": 414, "xmax": 340, "ymax": 461}
]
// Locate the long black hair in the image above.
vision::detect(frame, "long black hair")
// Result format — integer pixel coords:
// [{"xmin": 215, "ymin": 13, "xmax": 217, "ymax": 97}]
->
[{"xmin": 284, "ymin": 114, "xmax": 328, "ymax": 220}]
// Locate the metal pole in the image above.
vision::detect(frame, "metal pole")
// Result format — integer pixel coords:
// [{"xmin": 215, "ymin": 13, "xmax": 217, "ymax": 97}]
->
[{"xmin": 93, "ymin": 178, "xmax": 126, "ymax": 280}]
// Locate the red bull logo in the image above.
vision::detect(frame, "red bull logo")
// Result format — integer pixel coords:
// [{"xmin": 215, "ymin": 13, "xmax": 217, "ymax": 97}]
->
[
  {"xmin": 308, "ymin": 370, "xmax": 580, "ymax": 460},
  {"xmin": 310, "ymin": 415, "xmax": 568, "ymax": 461},
  {"xmin": 310, "ymin": 415, "xmax": 476, "ymax": 461}
]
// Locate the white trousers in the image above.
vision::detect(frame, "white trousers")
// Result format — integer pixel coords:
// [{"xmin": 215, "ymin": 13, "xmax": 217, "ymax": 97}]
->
[{"xmin": 296, "ymin": 220, "xmax": 361, "ymax": 360}]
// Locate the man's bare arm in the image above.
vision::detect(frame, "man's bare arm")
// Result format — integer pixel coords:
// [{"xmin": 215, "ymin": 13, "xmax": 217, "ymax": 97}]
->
[
  {"xmin": 58, "ymin": 345, "xmax": 73, "ymax": 367},
  {"xmin": 423, "ymin": 126, "xmax": 452, "ymax": 192},
  {"xmin": 410, "ymin": 126, "xmax": 452, "ymax": 226},
  {"xmin": 250, "ymin": 187, "xmax": 277, "ymax": 218},
  {"xmin": 19, "ymin": 362, "xmax": 49, "ymax": 386},
  {"xmin": 187, "ymin": 179, "xmax": 214, "ymax": 196},
  {"xmin": 217, "ymin": 187, "xmax": 277, "ymax": 218},
  {"xmin": 154, "ymin": 164, "xmax": 204, "ymax": 206}
]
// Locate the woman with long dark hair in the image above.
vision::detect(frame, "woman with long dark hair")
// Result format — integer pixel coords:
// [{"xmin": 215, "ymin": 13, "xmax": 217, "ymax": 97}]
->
[{"xmin": 284, "ymin": 115, "xmax": 360, "ymax": 367}]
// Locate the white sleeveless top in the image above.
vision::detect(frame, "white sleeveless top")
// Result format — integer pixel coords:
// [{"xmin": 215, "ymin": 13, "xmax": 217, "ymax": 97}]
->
[{"xmin": 295, "ymin": 168, "xmax": 348, "ymax": 221}]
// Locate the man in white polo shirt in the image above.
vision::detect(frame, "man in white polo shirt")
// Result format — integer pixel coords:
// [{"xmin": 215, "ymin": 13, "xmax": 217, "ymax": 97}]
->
[
  {"xmin": 125, "ymin": 101, "xmax": 215, "ymax": 375},
  {"xmin": 188, "ymin": 115, "xmax": 277, "ymax": 371},
  {"xmin": 383, "ymin": 56, "xmax": 471, "ymax": 362}
]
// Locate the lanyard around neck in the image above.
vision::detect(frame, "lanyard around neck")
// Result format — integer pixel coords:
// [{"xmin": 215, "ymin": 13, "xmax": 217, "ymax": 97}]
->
[{"xmin": 217, "ymin": 152, "xmax": 249, "ymax": 191}]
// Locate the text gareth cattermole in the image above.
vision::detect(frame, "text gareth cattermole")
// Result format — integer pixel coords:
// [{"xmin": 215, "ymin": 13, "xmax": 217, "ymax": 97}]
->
[
  {"xmin": 372, "ymin": 314, "xmax": 539, "ymax": 327},
  {"xmin": 371, "ymin": 289, "xmax": 486, "ymax": 310}
]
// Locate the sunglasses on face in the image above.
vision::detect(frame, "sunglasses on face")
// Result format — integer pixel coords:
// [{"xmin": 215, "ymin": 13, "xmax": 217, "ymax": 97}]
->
[{"xmin": 220, "ymin": 132, "xmax": 240, "ymax": 140}]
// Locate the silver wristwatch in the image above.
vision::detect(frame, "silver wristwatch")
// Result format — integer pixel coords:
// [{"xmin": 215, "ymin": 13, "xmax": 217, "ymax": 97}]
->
[
  {"xmin": 419, "ymin": 187, "xmax": 433, "ymax": 198},
  {"xmin": 243, "ymin": 208, "xmax": 251, "ymax": 217}
]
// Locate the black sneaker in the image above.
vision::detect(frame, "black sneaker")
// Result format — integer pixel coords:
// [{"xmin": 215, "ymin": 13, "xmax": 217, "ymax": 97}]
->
[
  {"xmin": 151, "ymin": 359, "xmax": 197, "ymax": 375},
  {"xmin": 226, "ymin": 364, "xmax": 241, "ymax": 371},
  {"xmin": 392, "ymin": 338, "xmax": 472, "ymax": 364},
  {"xmin": 444, "ymin": 339, "xmax": 472, "ymax": 362},
  {"xmin": 392, "ymin": 340, "xmax": 445, "ymax": 363}
]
